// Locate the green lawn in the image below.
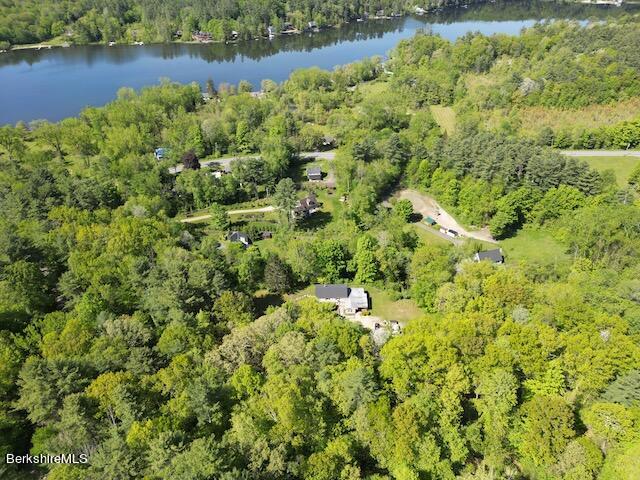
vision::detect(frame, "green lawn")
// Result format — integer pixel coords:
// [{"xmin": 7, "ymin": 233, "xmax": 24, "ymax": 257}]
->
[
  {"xmin": 367, "ymin": 287, "xmax": 423, "ymax": 323},
  {"xmin": 430, "ymin": 105, "xmax": 457, "ymax": 136},
  {"xmin": 500, "ymin": 228, "xmax": 570, "ymax": 267},
  {"xmin": 412, "ymin": 224, "xmax": 451, "ymax": 246},
  {"xmin": 580, "ymin": 155, "xmax": 640, "ymax": 186}
]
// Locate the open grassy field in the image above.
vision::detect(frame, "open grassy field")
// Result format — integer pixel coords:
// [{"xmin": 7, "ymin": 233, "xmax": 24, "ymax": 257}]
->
[
  {"xmin": 580, "ymin": 155, "xmax": 640, "ymax": 186},
  {"xmin": 430, "ymin": 105, "xmax": 457, "ymax": 135},
  {"xmin": 412, "ymin": 224, "xmax": 451, "ymax": 246},
  {"xmin": 356, "ymin": 80, "xmax": 390, "ymax": 98},
  {"xmin": 367, "ymin": 287, "xmax": 423, "ymax": 323},
  {"xmin": 518, "ymin": 98, "xmax": 640, "ymax": 135},
  {"xmin": 500, "ymin": 228, "xmax": 570, "ymax": 267}
]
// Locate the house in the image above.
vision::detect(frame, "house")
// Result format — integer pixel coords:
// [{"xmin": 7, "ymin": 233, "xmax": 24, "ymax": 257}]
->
[
  {"xmin": 228, "ymin": 231, "xmax": 251, "ymax": 248},
  {"xmin": 474, "ymin": 248, "xmax": 504, "ymax": 264},
  {"xmin": 424, "ymin": 216, "xmax": 437, "ymax": 226},
  {"xmin": 293, "ymin": 194, "xmax": 320, "ymax": 218},
  {"xmin": 154, "ymin": 148, "xmax": 167, "ymax": 160},
  {"xmin": 315, "ymin": 284, "xmax": 369, "ymax": 316},
  {"xmin": 192, "ymin": 31, "xmax": 213, "ymax": 42},
  {"xmin": 307, "ymin": 166, "xmax": 322, "ymax": 181}
]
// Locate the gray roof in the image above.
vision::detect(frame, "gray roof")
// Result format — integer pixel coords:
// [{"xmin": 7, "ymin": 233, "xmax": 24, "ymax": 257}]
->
[
  {"xmin": 315, "ymin": 284, "xmax": 349, "ymax": 299},
  {"xmin": 307, "ymin": 166, "xmax": 322, "ymax": 175},
  {"xmin": 347, "ymin": 287, "xmax": 368, "ymax": 309},
  {"xmin": 228, "ymin": 231, "xmax": 251, "ymax": 244},
  {"xmin": 475, "ymin": 249, "xmax": 503, "ymax": 263}
]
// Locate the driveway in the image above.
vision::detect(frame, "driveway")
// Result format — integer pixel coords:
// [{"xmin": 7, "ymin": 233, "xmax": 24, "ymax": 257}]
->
[
  {"xmin": 170, "ymin": 150, "xmax": 336, "ymax": 174},
  {"xmin": 395, "ymin": 189, "xmax": 497, "ymax": 243},
  {"xmin": 181, "ymin": 205, "xmax": 276, "ymax": 223}
]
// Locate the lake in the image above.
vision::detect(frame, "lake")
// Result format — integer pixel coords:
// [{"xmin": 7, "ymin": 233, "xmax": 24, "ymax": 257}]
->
[{"xmin": 0, "ymin": 1, "xmax": 637, "ymax": 125}]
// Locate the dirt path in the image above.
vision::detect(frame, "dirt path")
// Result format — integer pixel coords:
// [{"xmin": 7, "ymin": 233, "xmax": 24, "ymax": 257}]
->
[
  {"xmin": 170, "ymin": 150, "xmax": 336, "ymax": 174},
  {"xmin": 396, "ymin": 189, "xmax": 497, "ymax": 243},
  {"xmin": 180, "ymin": 205, "xmax": 276, "ymax": 223}
]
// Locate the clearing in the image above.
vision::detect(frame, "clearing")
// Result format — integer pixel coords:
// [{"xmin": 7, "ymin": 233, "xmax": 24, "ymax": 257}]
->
[
  {"xmin": 181, "ymin": 206, "xmax": 276, "ymax": 223},
  {"xmin": 579, "ymin": 156, "xmax": 640, "ymax": 186},
  {"xmin": 395, "ymin": 189, "xmax": 497, "ymax": 243},
  {"xmin": 500, "ymin": 228, "xmax": 570, "ymax": 267},
  {"xmin": 430, "ymin": 105, "xmax": 457, "ymax": 135},
  {"xmin": 518, "ymin": 98, "xmax": 640, "ymax": 134}
]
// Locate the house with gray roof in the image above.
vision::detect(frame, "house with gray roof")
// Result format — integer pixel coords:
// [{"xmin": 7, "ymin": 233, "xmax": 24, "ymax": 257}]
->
[
  {"xmin": 315, "ymin": 284, "xmax": 369, "ymax": 316},
  {"xmin": 473, "ymin": 248, "xmax": 504, "ymax": 264}
]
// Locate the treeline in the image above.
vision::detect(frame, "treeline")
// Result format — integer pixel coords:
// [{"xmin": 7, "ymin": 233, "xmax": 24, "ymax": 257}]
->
[
  {"xmin": 0, "ymin": 0, "xmax": 480, "ymax": 47},
  {"xmin": 2, "ymin": 18, "xmax": 640, "ymax": 480}
]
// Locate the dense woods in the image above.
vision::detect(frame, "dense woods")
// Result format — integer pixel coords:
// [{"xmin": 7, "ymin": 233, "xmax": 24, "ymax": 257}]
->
[
  {"xmin": 1, "ymin": 13, "xmax": 640, "ymax": 480},
  {"xmin": 0, "ymin": 0, "xmax": 477, "ymax": 47}
]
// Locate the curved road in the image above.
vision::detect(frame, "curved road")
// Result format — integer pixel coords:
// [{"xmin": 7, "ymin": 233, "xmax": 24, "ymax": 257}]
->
[{"xmin": 170, "ymin": 150, "xmax": 335, "ymax": 174}]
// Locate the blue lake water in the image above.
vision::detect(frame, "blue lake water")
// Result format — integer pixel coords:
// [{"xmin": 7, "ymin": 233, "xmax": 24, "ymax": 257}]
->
[{"xmin": 0, "ymin": 1, "xmax": 637, "ymax": 125}]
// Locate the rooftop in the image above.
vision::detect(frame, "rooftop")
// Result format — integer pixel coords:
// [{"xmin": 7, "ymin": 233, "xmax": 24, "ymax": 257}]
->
[
  {"xmin": 315, "ymin": 284, "xmax": 349, "ymax": 299},
  {"xmin": 475, "ymin": 248, "xmax": 504, "ymax": 263}
]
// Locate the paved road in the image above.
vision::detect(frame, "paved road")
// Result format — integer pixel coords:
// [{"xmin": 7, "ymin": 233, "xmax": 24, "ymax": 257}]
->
[
  {"xmin": 560, "ymin": 150, "xmax": 640, "ymax": 157},
  {"xmin": 170, "ymin": 150, "xmax": 336, "ymax": 174},
  {"xmin": 181, "ymin": 205, "xmax": 276, "ymax": 223}
]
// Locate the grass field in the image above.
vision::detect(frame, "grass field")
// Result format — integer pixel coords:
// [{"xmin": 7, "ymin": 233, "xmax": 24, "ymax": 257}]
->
[
  {"xmin": 580, "ymin": 155, "xmax": 640, "ymax": 186},
  {"xmin": 412, "ymin": 224, "xmax": 451, "ymax": 246},
  {"xmin": 367, "ymin": 287, "xmax": 423, "ymax": 323},
  {"xmin": 500, "ymin": 228, "xmax": 570, "ymax": 267},
  {"xmin": 518, "ymin": 98, "xmax": 640, "ymax": 135},
  {"xmin": 430, "ymin": 105, "xmax": 456, "ymax": 135}
]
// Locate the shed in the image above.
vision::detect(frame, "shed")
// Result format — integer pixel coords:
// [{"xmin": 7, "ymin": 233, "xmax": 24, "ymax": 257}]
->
[
  {"xmin": 307, "ymin": 166, "xmax": 322, "ymax": 181},
  {"xmin": 424, "ymin": 216, "xmax": 437, "ymax": 226}
]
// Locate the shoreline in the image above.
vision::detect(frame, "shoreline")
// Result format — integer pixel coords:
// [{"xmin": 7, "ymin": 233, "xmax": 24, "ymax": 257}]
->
[{"xmin": 1, "ymin": 0, "xmax": 634, "ymax": 53}]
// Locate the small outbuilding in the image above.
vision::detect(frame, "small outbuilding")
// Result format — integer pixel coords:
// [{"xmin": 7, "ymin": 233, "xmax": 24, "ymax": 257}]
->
[
  {"xmin": 424, "ymin": 216, "xmax": 437, "ymax": 226},
  {"xmin": 307, "ymin": 166, "xmax": 322, "ymax": 181},
  {"xmin": 154, "ymin": 147, "xmax": 167, "ymax": 160}
]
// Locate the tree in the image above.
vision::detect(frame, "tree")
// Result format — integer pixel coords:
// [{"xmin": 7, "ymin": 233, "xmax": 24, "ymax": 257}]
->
[
  {"xmin": 474, "ymin": 368, "xmax": 518, "ymax": 471},
  {"xmin": 33, "ymin": 120, "xmax": 65, "ymax": 158},
  {"xmin": 181, "ymin": 149, "xmax": 201, "ymax": 170},
  {"xmin": 393, "ymin": 199, "xmax": 414, "ymax": 222},
  {"xmin": 208, "ymin": 203, "xmax": 230, "ymax": 231},
  {"xmin": 354, "ymin": 235, "xmax": 380, "ymax": 283},
  {"xmin": 409, "ymin": 245, "xmax": 453, "ymax": 310},
  {"xmin": 206, "ymin": 77, "xmax": 217, "ymax": 97},
  {"xmin": 264, "ymin": 255, "xmax": 293, "ymax": 294},
  {"xmin": 273, "ymin": 178, "xmax": 298, "ymax": 226},
  {"xmin": 214, "ymin": 291, "xmax": 254, "ymax": 331},
  {"xmin": 0, "ymin": 125, "xmax": 26, "ymax": 159},
  {"xmin": 515, "ymin": 395, "xmax": 575, "ymax": 468}
]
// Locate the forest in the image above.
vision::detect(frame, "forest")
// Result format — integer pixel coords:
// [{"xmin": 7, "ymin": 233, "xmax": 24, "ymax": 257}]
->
[
  {"xmin": 1, "ymin": 13, "xmax": 640, "ymax": 480},
  {"xmin": 0, "ymin": 0, "xmax": 475, "ymax": 47}
]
